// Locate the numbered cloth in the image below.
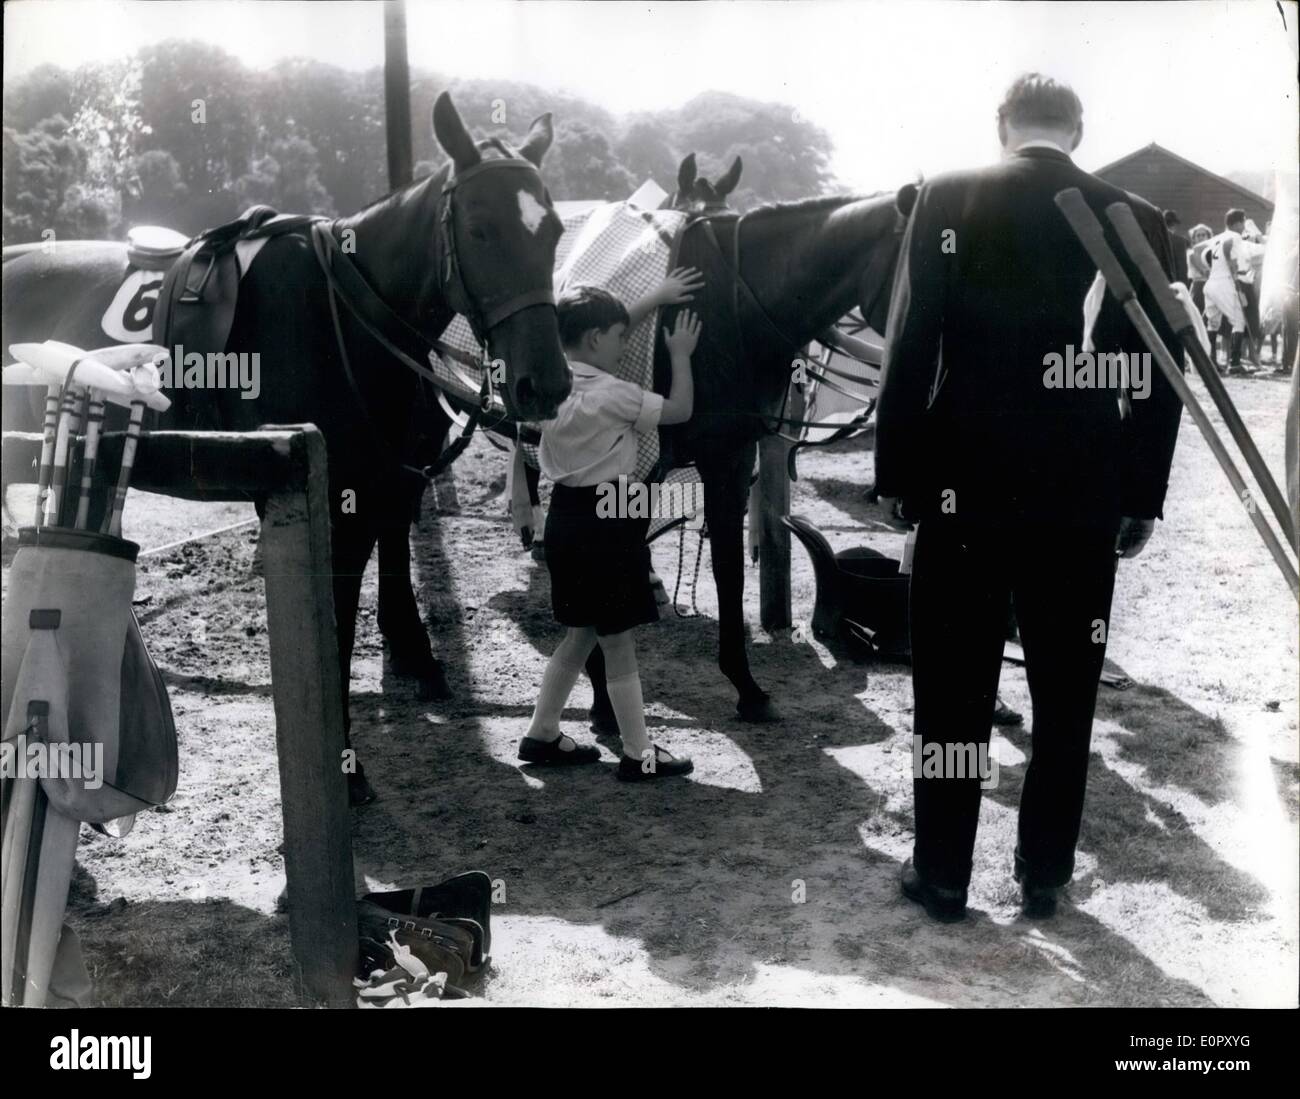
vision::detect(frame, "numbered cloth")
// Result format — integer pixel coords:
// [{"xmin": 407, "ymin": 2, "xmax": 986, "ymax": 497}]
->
[{"xmin": 1, "ymin": 528, "xmax": 177, "ymax": 822}]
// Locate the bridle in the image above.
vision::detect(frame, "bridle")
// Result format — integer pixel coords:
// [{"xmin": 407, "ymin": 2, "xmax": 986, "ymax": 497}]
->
[
  {"xmin": 309, "ymin": 155, "xmax": 559, "ymax": 481},
  {"xmin": 434, "ymin": 157, "xmax": 558, "ymax": 346}
]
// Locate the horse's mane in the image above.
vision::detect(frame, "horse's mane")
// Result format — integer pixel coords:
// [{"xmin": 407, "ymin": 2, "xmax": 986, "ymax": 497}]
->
[{"xmin": 742, "ymin": 190, "xmax": 894, "ymax": 220}]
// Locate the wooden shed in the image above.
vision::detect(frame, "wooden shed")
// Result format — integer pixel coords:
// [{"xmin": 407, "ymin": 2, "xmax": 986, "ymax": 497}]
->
[{"xmin": 1095, "ymin": 142, "xmax": 1274, "ymax": 232}]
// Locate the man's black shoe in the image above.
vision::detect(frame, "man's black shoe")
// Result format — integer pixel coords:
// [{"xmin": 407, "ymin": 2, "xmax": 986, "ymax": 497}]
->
[
  {"xmin": 900, "ymin": 858, "xmax": 967, "ymax": 923},
  {"xmin": 1020, "ymin": 883, "xmax": 1062, "ymax": 919},
  {"xmin": 1013, "ymin": 857, "xmax": 1064, "ymax": 919}
]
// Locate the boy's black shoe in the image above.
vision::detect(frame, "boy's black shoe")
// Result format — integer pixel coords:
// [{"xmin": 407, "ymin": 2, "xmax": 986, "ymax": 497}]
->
[
  {"xmin": 518, "ymin": 734, "xmax": 600, "ymax": 766},
  {"xmin": 617, "ymin": 744, "xmax": 694, "ymax": 781},
  {"xmin": 900, "ymin": 858, "xmax": 967, "ymax": 923}
]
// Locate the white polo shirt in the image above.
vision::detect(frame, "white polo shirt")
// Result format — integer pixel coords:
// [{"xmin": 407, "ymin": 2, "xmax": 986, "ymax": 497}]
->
[{"xmin": 538, "ymin": 360, "xmax": 665, "ymax": 487}]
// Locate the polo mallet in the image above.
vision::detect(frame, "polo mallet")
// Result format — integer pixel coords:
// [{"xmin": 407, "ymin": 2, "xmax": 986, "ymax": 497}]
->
[
  {"xmin": 1105, "ymin": 202, "xmax": 1298, "ymax": 555},
  {"xmin": 44, "ymin": 375, "xmax": 82, "ymax": 527},
  {"xmin": 1055, "ymin": 189, "xmax": 1299, "ymax": 600},
  {"xmin": 72, "ymin": 390, "xmax": 107, "ymax": 531}
]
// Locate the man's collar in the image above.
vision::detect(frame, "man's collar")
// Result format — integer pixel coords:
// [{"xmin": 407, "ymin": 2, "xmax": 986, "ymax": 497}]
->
[{"xmin": 1013, "ymin": 137, "xmax": 1072, "ymax": 155}]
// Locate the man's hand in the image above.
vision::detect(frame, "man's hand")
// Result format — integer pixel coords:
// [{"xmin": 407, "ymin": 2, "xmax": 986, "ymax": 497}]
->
[
  {"xmin": 876, "ymin": 494, "xmax": 913, "ymax": 531},
  {"xmin": 1115, "ymin": 516, "xmax": 1154, "ymax": 558},
  {"xmin": 664, "ymin": 309, "xmax": 702, "ymax": 358},
  {"xmin": 654, "ymin": 266, "xmax": 705, "ymax": 307}
]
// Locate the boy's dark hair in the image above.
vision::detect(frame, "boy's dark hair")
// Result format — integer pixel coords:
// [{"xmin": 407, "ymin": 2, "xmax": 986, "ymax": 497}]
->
[
  {"xmin": 1164, "ymin": 209, "xmax": 1181, "ymax": 229},
  {"xmin": 1224, "ymin": 208, "xmax": 1246, "ymax": 230},
  {"xmin": 997, "ymin": 73, "xmax": 1083, "ymax": 131},
  {"xmin": 557, "ymin": 285, "xmax": 629, "ymax": 346}
]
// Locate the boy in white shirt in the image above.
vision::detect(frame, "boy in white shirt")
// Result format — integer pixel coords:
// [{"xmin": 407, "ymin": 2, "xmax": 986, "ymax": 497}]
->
[{"xmin": 519, "ymin": 280, "xmax": 703, "ymax": 780}]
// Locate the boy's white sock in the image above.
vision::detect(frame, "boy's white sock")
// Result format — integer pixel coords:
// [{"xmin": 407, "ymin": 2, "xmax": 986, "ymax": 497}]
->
[
  {"xmin": 526, "ymin": 653, "xmax": 586, "ymax": 744},
  {"xmin": 606, "ymin": 671, "xmax": 652, "ymax": 761}
]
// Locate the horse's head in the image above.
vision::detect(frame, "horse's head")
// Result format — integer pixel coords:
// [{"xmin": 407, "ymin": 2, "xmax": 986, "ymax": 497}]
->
[
  {"xmin": 857, "ymin": 182, "xmax": 918, "ymax": 335},
  {"xmin": 431, "ymin": 92, "xmax": 569, "ymax": 419},
  {"xmin": 671, "ymin": 153, "xmax": 743, "ymax": 216}
]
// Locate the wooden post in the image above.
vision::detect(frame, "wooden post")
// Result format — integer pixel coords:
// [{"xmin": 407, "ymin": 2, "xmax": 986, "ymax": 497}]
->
[
  {"xmin": 383, "ymin": 0, "xmax": 414, "ymax": 190},
  {"xmin": 259, "ymin": 427, "xmax": 357, "ymax": 1006}
]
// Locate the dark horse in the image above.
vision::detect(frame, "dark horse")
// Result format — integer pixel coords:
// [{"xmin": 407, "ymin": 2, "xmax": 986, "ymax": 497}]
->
[
  {"xmin": 1, "ymin": 93, "xmax": 571, "ymax": 802},
  {"xmin": 585, "ymin": 183, "xmax": 918, "ymax": 723}
]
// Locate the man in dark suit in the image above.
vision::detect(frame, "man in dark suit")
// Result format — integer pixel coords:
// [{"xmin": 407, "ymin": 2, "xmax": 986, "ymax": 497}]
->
[{"xmin": 874, "ymin": 73, "xmax": 1184, "ymax": 922}]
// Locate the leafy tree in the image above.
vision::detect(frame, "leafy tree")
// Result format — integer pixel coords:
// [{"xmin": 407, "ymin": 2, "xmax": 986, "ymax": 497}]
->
[
  {"xmin": 234, "ymin": 136, "xmax": 335, "ymax": 215},
  {"xmin": 2, "ymin": 116, "xmax": 89, "ymax": 242},
  {"xmin": 616, "ymin": 117, "xmax": 679, "ymax": 191},
  {"xmin": 122, "ymin": 149, "xmax": 191, "ymax": 230},
  {"xmin": 544, "ymin": 120, "xmax": 634, "ymax": 201},
  {"xmin": 3, "ymin": 64, "xmax": 75, "ymax": 133}
]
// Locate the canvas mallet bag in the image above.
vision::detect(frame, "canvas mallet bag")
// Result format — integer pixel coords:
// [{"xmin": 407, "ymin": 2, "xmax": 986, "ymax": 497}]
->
[{"xmin": 2, "ymin": 527, "xmax": 178, "ymax": 1006}]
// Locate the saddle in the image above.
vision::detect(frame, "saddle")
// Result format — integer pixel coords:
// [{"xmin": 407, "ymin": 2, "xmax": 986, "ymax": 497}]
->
[{"xmin": 151, "ymin": 205, "xmax": 321, "ymax": 362}]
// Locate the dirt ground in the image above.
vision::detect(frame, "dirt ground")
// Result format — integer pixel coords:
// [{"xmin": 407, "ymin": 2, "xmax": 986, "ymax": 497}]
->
[{"xmin": 4, "ymin": 368, "xmax": 1296, "ymax": 1008}]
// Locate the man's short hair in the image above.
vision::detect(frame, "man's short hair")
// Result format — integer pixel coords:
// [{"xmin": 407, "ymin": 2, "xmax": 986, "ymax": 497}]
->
[
  {"xmin": 1164, "ymin": 210, "xmax": 1181, "ymax": 229},
  {"xmin": 997, "ymin": 73, "xmax": 1083, "ymax": 131},
  {"xmin": 557, "ymin": 285, "xmax": 630, "ymax": 346},
  {"xmin": 1225, "ymin": 208, "xmax": 1246, "ymax": 229}
]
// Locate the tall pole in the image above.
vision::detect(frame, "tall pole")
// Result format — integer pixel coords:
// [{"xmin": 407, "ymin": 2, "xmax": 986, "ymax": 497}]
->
[{"xmin": 383, "ymin": 0, "xmax": 413, "ymax": 189}]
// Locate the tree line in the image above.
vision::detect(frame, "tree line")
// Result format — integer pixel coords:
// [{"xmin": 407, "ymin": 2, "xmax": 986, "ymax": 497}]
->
[{"xmin": 3, "ymin": 41, "xmax": 840, "ymax": 243}]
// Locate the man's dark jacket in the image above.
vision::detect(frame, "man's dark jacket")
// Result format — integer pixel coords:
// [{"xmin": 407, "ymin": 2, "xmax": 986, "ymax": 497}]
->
[{"xmin": 875, "ymin": 146, "xmax": 1184, "ymax": 526}]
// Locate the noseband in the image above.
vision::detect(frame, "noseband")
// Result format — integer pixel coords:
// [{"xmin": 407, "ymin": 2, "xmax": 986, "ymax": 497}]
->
[{"xmin": 436, "ymin": 158, "xmax": 557, "ymax": 345}]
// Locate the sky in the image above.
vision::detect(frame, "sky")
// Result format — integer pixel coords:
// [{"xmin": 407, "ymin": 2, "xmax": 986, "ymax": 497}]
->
[{"xmin": 4, "ymin": 0, "xmax": 1297, "ymax": 192}]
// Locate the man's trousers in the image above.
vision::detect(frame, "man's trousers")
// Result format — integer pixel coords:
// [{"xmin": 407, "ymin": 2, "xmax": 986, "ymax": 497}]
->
[{"xmin": 908, "ymin": 516, "xmax": 1120, "ymax": 891}]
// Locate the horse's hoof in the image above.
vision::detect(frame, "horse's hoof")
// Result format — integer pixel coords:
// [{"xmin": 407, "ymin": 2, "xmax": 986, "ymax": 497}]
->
[
  {"xmin": 348, "ymin": 770, "xmax": 378, "ymax": 807},
  {"xmin": 736, "ymin": 694, "xmax": 782, "ymax": 723},
  {"xmin": 386, "ymin": 644, "xmax": 438, "ymax": 681},
  {"xmin": 589, "ymin": 709, "xmax": 620, "ymax": 737},
  {"xmin": 418, "ymin": 666, "xmax": 454, "ymax": 702}
]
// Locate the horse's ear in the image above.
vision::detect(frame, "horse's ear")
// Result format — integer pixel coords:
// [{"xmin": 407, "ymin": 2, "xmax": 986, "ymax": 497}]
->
[
  {"xmin": 433, "ymin": 92, "xmax": 481, "ymax": 172},
  {"xmin": 716, "ymin": 156, "xmax": 743, "ymax": 197},
  {"xmin": 677, "ymin": 154, "xmax": 698, "ymax": 196},
  {"xmin": 897, "ymin": 182, "xmax": 919, "ymax": 217},
  {"xmin": 518, "ymin": 112, "xmax": 554, "ymax": 167}
]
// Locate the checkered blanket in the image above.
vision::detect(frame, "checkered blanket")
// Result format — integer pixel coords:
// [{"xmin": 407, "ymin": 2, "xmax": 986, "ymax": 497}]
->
[{"xmin": 432, "ymin": 202, "xmax": 690, "ymax": 481}]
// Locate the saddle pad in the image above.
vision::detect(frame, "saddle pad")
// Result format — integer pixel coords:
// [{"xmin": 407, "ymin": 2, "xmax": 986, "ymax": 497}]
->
[
  {"xmin": 432, "ymin": 202, "xmax": 689, "ymax": 481},
  {"xmin": 100, "ymin": 238, "xmax": 271, "ymax": 344}
]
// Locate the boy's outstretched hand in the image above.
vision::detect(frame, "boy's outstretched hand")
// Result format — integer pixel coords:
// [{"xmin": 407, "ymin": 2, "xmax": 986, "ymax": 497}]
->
[
  {"xmin": 654, "ymin": 266, "xmax": 705, "ymax": 307},
  {"xmin": 664, "ymin": 309, "xmax": 703, "ymax": 357}
]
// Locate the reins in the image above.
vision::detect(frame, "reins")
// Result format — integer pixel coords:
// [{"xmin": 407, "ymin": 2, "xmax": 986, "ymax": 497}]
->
[{"xmin": 303, "ymin": 155, "xmax": 555, "ymax": 484}]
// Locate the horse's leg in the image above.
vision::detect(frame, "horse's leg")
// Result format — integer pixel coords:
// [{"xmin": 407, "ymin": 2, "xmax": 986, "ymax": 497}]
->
[
  {"xmin": 701, "ymin": 449, "xmax": 780, "ymax": 722},
  {"xmin": 376, "ymin": 503, "xmax": 452, "ymax": 699},
  {"xmin": 331, "ymin": 508, "xmax": 381, "ymax": 806},
  {"xmin": 585, "ymin": 644, "xmax": 617, "ymax": 734}
]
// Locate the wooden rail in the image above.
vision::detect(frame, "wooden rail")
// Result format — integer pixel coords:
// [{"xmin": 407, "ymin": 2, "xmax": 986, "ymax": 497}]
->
[{"xmin": 3, "ymin": 426, "xmax": 357, "ymax": 1006}]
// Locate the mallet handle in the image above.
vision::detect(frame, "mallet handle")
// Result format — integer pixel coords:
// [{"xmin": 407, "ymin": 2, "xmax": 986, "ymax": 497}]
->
[
  {"xmin": 105, "ymin": 400, "xmax": 145, "ymax": 538},
  {"xmin": 1056, "ymin": 189, "xmax": 1299, "ymax": 600},
  {"xmin": 33, "ymin": 386, "xmax": 59, "ymax": 526},
  {"xmin": 1105, "ymin": 201, "xmax": 1297, "ymax": 554}
]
